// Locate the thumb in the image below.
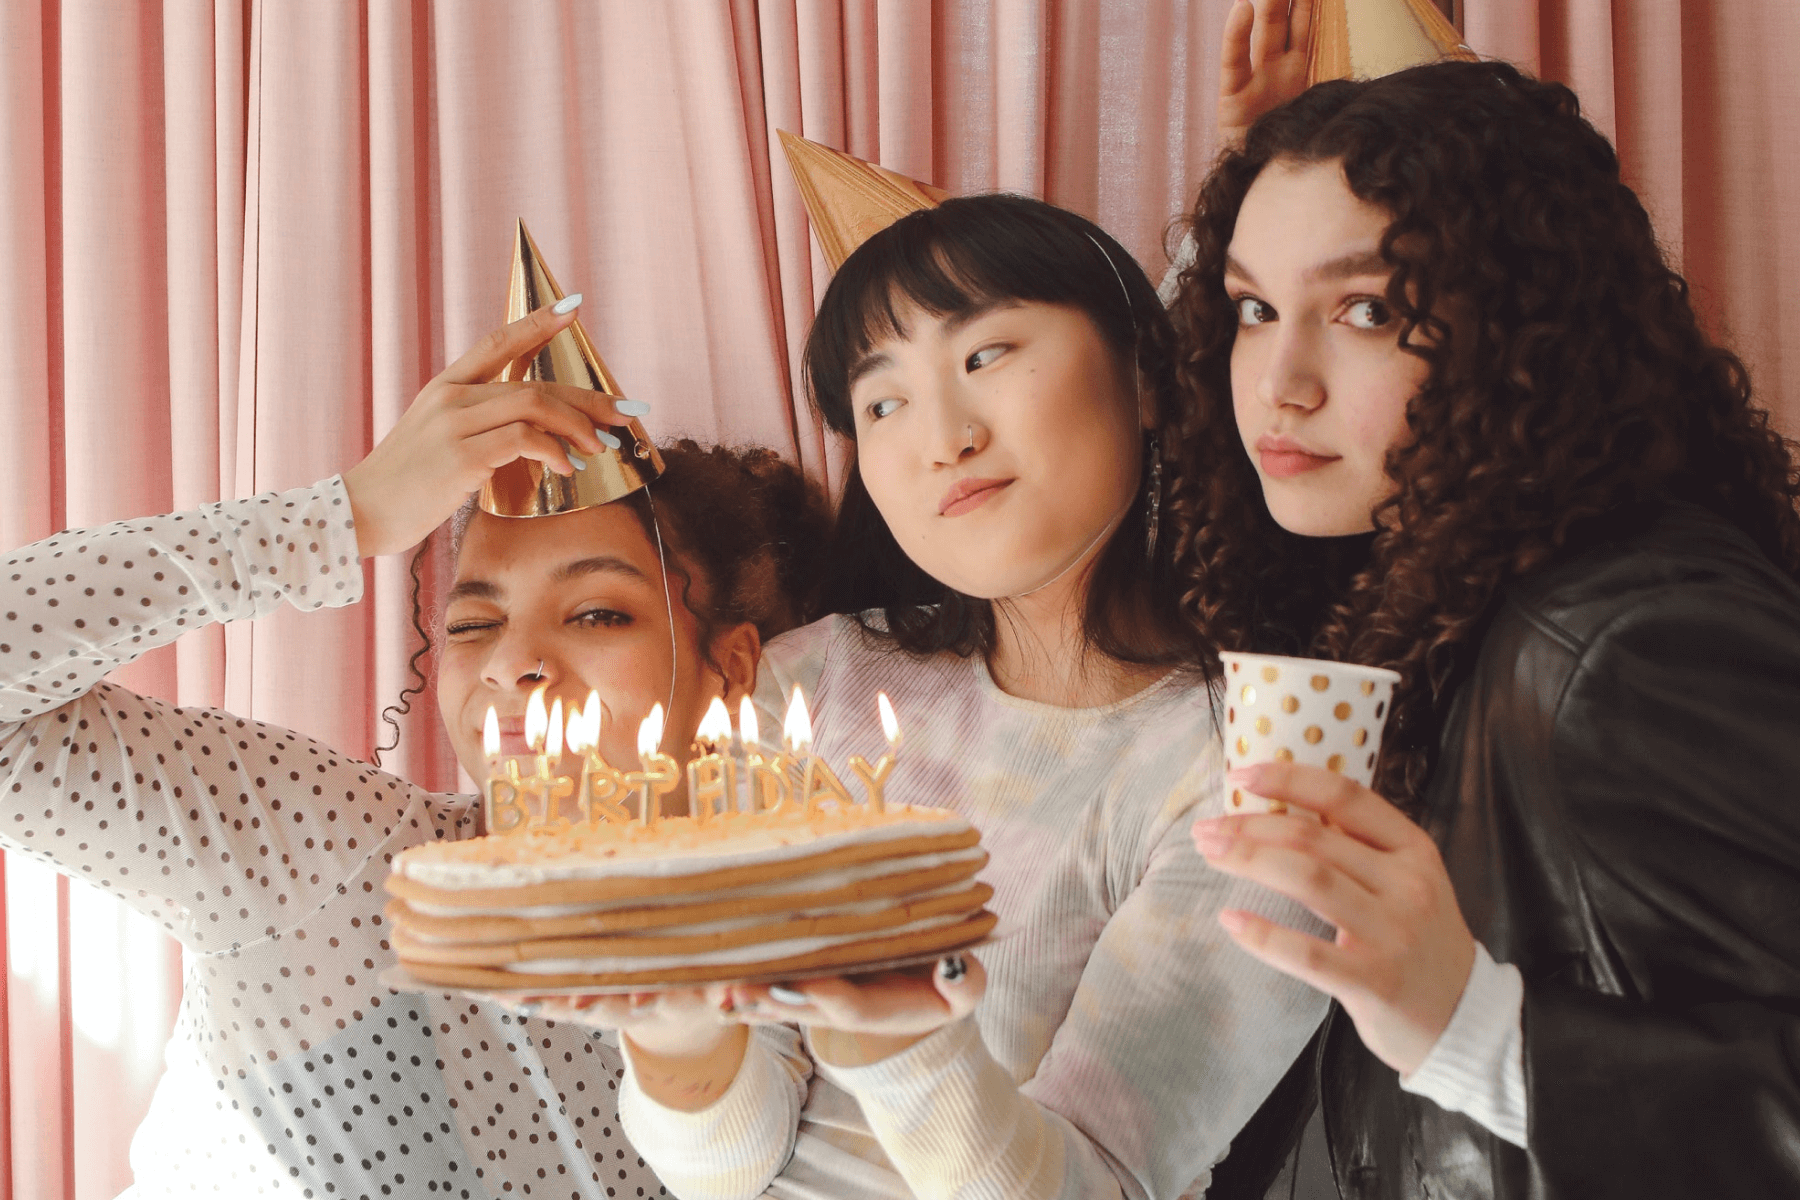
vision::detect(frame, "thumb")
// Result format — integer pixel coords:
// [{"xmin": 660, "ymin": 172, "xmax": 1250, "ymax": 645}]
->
[{"xmin": 932, "ymin": 952, "xmax": 986, "ymax": 1020}]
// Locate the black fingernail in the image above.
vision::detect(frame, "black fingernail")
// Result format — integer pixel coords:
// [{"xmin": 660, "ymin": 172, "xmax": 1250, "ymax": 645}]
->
[{"xmin": 938, "ymin": 955, "xmax": 967, "ymax": 982}]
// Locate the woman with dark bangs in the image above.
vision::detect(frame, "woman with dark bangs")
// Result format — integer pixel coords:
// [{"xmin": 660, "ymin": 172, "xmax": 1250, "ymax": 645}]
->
[
  {"xmin": 596, "ymin": 194, "xmax": 1329, "ymax": 1199},
  {"xmin": 1168, "ymin": 59, "xmax": 1800, "ymax": 1196}
]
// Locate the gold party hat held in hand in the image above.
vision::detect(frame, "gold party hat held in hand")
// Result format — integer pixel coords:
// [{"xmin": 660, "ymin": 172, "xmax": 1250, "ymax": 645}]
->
[
  {"xmin": 1307, "ymin": 0, "xmax": 1477, "ymax": 85},
  {"xmin": 478, "ymin": 220, "xmax": 665, "ymax": 517},
  {"xmin": 778, "ymin": 131, "xmax": 949, "ymax": 271}
]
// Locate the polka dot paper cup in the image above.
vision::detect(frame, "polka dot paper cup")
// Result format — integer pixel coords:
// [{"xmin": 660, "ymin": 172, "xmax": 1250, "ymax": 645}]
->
[{"xmin": 1219, "ymin": 652, "xmax": 1401, "ymax": 815}]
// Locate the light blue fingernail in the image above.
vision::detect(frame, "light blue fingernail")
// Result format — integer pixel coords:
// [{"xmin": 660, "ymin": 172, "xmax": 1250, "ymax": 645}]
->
[
  {"xmin": 552, "ymin": 293, "xmax": 583, "ymax": 315},
  {"xmin": 568, "ymin": 453, "xmax": 587, "ymax": 471},
  {"xmin": 594, "ymin": 427, "xmax": 622, "ymax": 450},
  {"xmin": 616, "ymin": 399, "xmax": 651, "ymax": 417},
  {"xmin": 767, "ymin": 985, "xmax": 809, "ymax": 1006}
]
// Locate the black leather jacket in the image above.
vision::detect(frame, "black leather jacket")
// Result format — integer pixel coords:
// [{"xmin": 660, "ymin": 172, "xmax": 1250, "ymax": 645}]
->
[{"xmin": 1218, "ymin": 502, "xmax": 1800, "ymax": 1199}]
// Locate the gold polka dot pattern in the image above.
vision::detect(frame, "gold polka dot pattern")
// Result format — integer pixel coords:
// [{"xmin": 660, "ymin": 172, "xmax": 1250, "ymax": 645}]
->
[{"xmin": 1217, "ymin": 651, "xmax": 1401, "ymax": 816}]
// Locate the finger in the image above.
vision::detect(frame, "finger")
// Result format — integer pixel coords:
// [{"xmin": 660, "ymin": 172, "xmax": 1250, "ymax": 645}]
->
[
  {"xmin": 1200, "ymin": 835, "xmax": 1383, "ymax": 932},
  {"xmin": 801, "ymin": 973, "xmax": 953, "ymax": 1032},
  {"xmin": 1195, "ymin": 811, "xmax": 1389, "ymax": 894},
  {"xmin": 932, "ymin": 953, "xmax": 985, "ymax": 1022},
  {"xmin": 1246, "ymin": 0, "xmax": 1280, "ymax": 70},
  {"xmin": 452, "ymin": 386, "xmax": 623, "ymax": 457},
  {"xmin": 449, "ymin": 380, "xmax": 648, "ymax": 433},
  {"xmin": 460, "ymin": 421, "xmax": 580, "ymax": 476},
  {"xmin": 1220, "ymin": 0, "xmax": 1255, "ymax": 90},
  {"xmin": 436, "ymin": 297, "xmax": 583, "ymax": 387},
  {"xmin": 1288, "ymin": 0, "xmax": 1316, "ymax": 57},
  {"xmin": 1231, "ymin": 761, "xmax": 1420, "ymax": 852},
  {"xmin": 1219, "ymin": 907, "xmax": 1352, "ymax": 999}
]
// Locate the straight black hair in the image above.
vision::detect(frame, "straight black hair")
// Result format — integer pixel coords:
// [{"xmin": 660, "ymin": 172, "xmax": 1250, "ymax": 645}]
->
[{"xmin": 803, "ymin": 192, "xmax": 1196, "ymax": 668}]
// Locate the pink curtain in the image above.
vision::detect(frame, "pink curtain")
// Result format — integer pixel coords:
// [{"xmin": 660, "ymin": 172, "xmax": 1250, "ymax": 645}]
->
[{"xmin": 1, "ymin": 1, "xmax": 1795, "ymax": 1195}]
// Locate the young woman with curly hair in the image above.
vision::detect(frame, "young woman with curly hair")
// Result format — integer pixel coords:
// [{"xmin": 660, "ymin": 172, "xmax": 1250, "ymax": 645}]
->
[
  {"xmin": 0, "ymin": 301, "xmax": 831, "ymax": 1197},
  {"xmin": 1168, "ymin": 58, "xmax": 1800, "ymax": 1198}
]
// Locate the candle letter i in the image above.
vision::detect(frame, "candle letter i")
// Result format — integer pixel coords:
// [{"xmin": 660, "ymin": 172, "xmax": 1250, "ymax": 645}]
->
[
  {"xmin": 686, "ymin": 698, "xmax": 736, "ymax": 825},
  {"xmin": 483, "ymin": 705, "xmax": 531, "ymax": 834},
  {"xmin": 626, "ymin": 704, "xmax": 680, "ymax": 825},
  {"xmin": 789, "ymin": 687, "xmax": 855, "ymax": 815},
  {"xmin": 739, "ymin": 696, "xmax": 789, "ymax": 813},
  {"xmin": 848, "ymin": 692, "xmax": 901, "ymax": 814}
]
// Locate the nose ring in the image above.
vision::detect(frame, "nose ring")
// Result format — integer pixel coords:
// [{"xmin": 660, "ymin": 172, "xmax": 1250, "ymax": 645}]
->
[
  {"xmin": 533, "ymin": 659, "xmax": 545, "ymax": 679},
  {"xmin": 965, "ymin": 424, "xmax": 975, "ymax": 453}
]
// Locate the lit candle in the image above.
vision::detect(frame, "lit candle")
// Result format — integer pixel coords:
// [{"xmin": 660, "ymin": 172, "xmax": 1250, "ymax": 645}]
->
[
  {"xmin": 739, "ymin": 696, "xmax": 789, "ymax": 813},
  {"xmin": 483, "ymin": 705, "xmax": 530, "ymax": 835},
  {"xmin": 535, "ymin": 696, "xmax": 575, "ymax": 828},
  {"xmin": 788, "ymin": 686, "xmax": 854, "ymax": 815},
  {"xmin": 571, "ymin": 689, "xmax": 630, "ymax": 825},
  {"xmin": 624, "ymin": 703, "xmax": 679, "ymax": 825},
  {"xmin": 847, "ymin": 692, "xmax": 901, "ymax": 814},
  {"xmin": 686, "ymin": 697, "xmax": 736, "ymax": 825}
]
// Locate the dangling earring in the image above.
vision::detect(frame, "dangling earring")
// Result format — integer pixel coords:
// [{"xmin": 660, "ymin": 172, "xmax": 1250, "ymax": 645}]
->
[{"xmin": 1144, "ymin": 432, "xmax": 1163, "ymax": 560}]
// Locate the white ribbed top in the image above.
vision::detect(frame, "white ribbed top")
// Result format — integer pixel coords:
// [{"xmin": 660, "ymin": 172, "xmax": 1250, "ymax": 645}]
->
[{"xmin": 619, "ymin": 616, "xmax": 1330, "ymax": 1200}]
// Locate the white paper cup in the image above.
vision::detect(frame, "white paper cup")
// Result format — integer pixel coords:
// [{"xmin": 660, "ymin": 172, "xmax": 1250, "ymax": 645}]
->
[{"xmin": 1219, "ymin": 652, "xmax": 1401, "ymax": 815}]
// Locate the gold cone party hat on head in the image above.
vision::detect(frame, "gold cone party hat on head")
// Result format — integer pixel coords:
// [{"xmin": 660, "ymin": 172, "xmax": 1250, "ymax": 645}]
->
[
  {"xmin": 778, "ymin": 131, "xmax": 950, "ymax": 272},
  {"xmin": 1307, "ymin": 0, "xmax": 1477, "ymax": 86},
  {"xmin": 478, "ymin": 221, "xmax": 665, "ymax": 518}
]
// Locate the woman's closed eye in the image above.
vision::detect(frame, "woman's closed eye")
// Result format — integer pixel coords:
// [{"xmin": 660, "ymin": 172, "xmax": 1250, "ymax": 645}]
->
[{"xmin": 446, "ymin": 617, "xmax": 499, "ymax": 638}]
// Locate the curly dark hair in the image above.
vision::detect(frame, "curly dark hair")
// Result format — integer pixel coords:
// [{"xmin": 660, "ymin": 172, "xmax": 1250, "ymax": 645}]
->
[
  {"xmin": 372, "ymin": 439, "xmax": 831, "ymax": 764},
  {"xmin": 805, "ymin": 193, "xmax": 1196, "ymax": 668},
  {"xmin": 1166, "ymin": 60, "xmax": 1800, "ymax": 809}
]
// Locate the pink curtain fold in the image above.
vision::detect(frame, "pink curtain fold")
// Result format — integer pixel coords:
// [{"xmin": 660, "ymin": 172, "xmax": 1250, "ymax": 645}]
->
[{"xmin": 1, "ymin": 1, "xmax": 1797, "ymax": 1194}]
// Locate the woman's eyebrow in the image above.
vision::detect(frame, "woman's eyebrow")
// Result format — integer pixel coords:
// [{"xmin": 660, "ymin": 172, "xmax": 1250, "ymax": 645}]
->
[
  {"xmin": 1304, "ymin": 248, "xmax": 1390, "ymax": 283},
  {"xmin": 553, "ymin": 555, "xmax": 651, "ymax": 584},
  {"xmin": 445, "ymin": 579, "xmax": 499, "ymax": 604}
]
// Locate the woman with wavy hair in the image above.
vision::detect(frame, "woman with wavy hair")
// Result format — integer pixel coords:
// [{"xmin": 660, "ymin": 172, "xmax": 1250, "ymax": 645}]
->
[{"xmin": 1167, "ymin": 59, "xmax": 1800, "ymax": 1197}]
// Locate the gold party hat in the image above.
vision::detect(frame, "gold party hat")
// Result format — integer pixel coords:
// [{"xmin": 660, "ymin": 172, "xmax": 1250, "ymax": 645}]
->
[
  {"xmin": 1308, "ymin": 0, "xmax": 1477, "ymax": 85},
  {"xmin": 778, "ymin": 131, "xmax": 949, "ymax": 271},
  {"xmin": 478, "ymin": 221, "xmax": 665, "ymax": 517}
]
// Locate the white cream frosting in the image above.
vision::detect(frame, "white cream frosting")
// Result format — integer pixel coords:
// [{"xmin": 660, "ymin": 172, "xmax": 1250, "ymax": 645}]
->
[
  {"xmin": 401, "ymin": 881, "xmax": 978, "ymax": 945},
  {"xmin": 398, "ymin": 806, "xmax": 972, "ymax": 890},
  {"xmin": 404, "ymin": 846, "xmax": 987, "ymax": 918},
  {"xmin": 503, "ymin": 912, "xmax": 972, "ymax": 974}
]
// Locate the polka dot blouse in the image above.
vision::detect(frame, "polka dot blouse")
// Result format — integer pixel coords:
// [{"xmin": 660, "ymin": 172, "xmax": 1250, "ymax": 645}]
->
[{"xmin": 0, "ymin": 477, "xmax": 669, "ymax": 1199}]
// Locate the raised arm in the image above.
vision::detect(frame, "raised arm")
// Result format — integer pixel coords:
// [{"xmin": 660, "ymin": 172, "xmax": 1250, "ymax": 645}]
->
[{"xmin": 1217, "ymin": 0, "xmax": 1315, "ymax": 146}]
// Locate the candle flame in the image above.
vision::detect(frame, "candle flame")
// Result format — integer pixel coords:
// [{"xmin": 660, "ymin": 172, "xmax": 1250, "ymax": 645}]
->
[
  {"xmin": 782, "ymin": 685, "xmax": 813, "ymax": 753},
  {"xmin": 878, "ymin": 692, "xmax": 900, "ymax": 746},
  {"xmin": 638, "ymin": 703, "xmax": 665, "ymax": 760},
  {"xmin": 483, "ymin": 707, "xmax": 500, "ymax": 759},
  {"xmin": 698, "ymin": 696, "xmax": 732, "ymax": 746},
  {"xmin": 563, "ymin": 701, "xmax": 587, "ymax": 754},
  {"xmin": 545, "ymin": 697, "xmax": 564, "ymax": 759},
  {"xmin": 524, "ymin": 684, "xmax": 549, "ymax": 752},
  {"xmin": 581, "ymin": 690, "xmax": 603, "ymax": 752},
  {"xmin": 739, "ymin": 695, "xmax": 760, "ymax": 749}
]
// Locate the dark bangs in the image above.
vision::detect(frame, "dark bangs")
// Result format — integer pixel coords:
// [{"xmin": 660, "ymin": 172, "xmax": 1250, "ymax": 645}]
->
[
  {"xmin": 805, "ymin": 193, "xmax": 1158, "ymax": 437},
  {"xmin": 802, "ymin": 192, "xmax": 1197, "ymax": 670}
]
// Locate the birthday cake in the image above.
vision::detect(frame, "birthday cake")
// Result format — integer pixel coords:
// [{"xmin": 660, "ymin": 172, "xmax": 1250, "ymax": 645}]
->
[{"xmin": 386, "ymin": 805, "xmax": 995, "ymax": 989}]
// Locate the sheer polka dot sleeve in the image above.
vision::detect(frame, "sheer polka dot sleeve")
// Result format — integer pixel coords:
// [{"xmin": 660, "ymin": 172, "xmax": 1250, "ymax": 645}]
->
[
  {"xmin": 0, "ymin": 479, "xmax": 674, "ymax": 1196},
  {"xmin": 0, "ymin": 476, "xmax": 362, "ymax": 724},
  {"xmin": 0, "ymin": 477, "xmax": 399, "ymax": 946}
]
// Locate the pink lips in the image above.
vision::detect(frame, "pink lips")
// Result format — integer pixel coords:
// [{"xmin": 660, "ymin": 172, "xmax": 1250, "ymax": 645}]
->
[
  {"xmin": 939, "ymin": 476, "xmax": 1013, "ymax": 517},
  {"xmin": 1255, "ymin": 434, "xmax": 1340, "ymax": 479}
]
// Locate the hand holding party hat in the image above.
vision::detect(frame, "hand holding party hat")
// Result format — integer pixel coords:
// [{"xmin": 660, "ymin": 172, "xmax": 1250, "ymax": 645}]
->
[{"xmin": 479, "ymin": 221, "xmax": 665, "ymax": 517}]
